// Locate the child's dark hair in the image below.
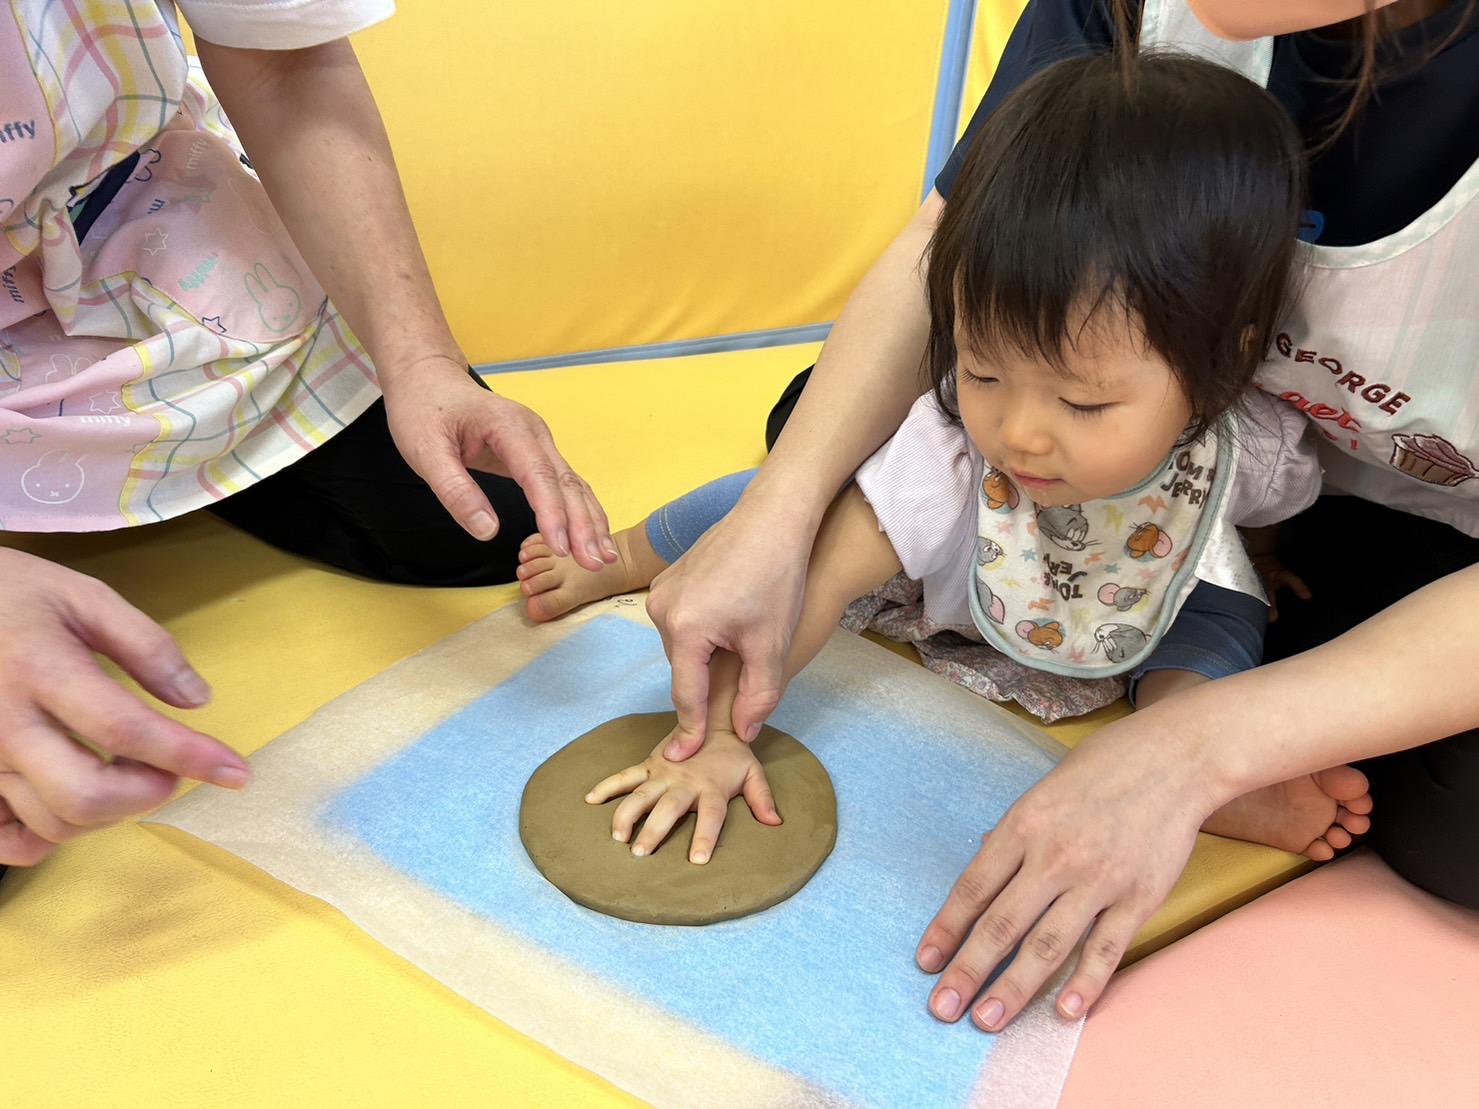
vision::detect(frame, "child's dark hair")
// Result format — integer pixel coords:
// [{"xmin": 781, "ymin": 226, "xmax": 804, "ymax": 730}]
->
[{"xmin": 924, "ymin": 51, "xmax": 1305, "ymax": 438}]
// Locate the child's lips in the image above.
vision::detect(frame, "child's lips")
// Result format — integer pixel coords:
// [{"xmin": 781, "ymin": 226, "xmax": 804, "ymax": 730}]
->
[{"xmin": 1012, "ymin": 470, "xmax": 1061, "ymax": 488}]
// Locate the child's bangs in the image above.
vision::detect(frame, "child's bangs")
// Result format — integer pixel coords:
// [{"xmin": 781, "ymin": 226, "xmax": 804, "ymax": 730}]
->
[
  {"xmin": 924, "ymin": 51, "xmax": 1305, "ymax": 431},
  {"xmin": 953, "ymin": 259, "xmax": 1149, "ymax": 381}
]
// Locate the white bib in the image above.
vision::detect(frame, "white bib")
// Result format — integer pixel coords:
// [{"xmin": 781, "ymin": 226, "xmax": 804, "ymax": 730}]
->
[{"xmin": 970, "ymin": 425, "xmax": 1247, "ymax": 676}]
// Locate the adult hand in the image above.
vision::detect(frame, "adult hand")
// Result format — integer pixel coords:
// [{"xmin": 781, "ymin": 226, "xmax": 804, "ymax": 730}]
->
[
  {"xmin": 915, "ymin": 715, "xmax": 1218, "ymax": 1031},
  {"xmin": 0, "ymin": 549, "xmax": 250, "ymax": 866},
  {"xmin": 646, "ymin": 491, "xmax": 812, "ymax": 761},
  {"xmin": 382, "ymin": 356, "xmax": 616, "ymax": 572}
]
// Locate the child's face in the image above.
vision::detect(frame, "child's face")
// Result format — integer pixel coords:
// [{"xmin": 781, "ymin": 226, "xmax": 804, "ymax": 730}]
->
[{"xmin": 954, "ymin": 313, "xmax": 1192, "ymax": 508}]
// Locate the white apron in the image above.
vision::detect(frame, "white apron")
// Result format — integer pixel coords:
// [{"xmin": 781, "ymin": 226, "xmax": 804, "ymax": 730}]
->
[{"xmin": 1145, "ymin": 0, "xmax": 1479, "ymax": 539}]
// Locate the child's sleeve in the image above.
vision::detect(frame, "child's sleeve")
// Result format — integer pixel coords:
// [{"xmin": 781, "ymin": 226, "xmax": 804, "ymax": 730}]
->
[
  {"xmin": 853, "ymin": 392, "xmax": 980, "ymax": 628},
  {"xmin": 1227, "ymin": 391, "xmax": 1324, "ymax": 528}
]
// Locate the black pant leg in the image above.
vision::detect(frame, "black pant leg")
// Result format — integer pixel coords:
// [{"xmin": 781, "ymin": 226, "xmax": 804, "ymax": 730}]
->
[
  {"xmin": 1361, "ymin": 727, "xmax": 1479, "ymax": 908},
  {"xmin": 1264, "ymin": 496, "xmax": 1476, "ymax": 658},
  {"xmin": 765, "ymin": 366, "xmax": 813, "ymax": 451},
  {"xmin": 1266, "ymin": 496, "xmax": 1479, "ymax": 908},
  {"xmin": 210, "ymin": 395, "xmax": 536, "ymax": 587}
]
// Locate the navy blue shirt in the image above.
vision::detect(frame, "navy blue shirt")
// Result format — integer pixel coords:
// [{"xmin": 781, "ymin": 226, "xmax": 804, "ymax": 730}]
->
[{"xmin": 936, "ymin": 0, "xmax": 1479, "ymax": 247}]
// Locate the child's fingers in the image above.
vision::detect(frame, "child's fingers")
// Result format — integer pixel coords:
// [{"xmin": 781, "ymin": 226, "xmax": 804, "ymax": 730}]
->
[
  {"xmin": 1287, "ymin": 573, "xmax": 1312, "ymax": 601},
  {"xmin": 586, "ymin": 764, "xmax": 649, "ymax": 805},
  {"xmin": 611, "ymin": 780, "xmax": 667, "ymax": 844},
  {"xmin": 630, "ymin": 790, "xmax": 694, "ymax": 858},
  {"xmin": 741, "ymin": 763, "xmax": 782, "ymax": 826},
  {"xmin": 690, "ymin": 792, "xmax": 729, "ymax": 864}
]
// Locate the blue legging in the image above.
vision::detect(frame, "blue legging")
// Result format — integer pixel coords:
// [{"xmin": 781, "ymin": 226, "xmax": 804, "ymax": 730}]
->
[{"xmin": 643, "ymin": 469, "xmax": 755, "ymax": 564}]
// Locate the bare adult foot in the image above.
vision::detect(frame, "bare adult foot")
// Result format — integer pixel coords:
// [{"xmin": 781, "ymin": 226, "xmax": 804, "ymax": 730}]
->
[
  {"xmin": 1203, "ymin": 765, "xmax": 1373, "ymax": 861},
  {"xmin": 517, "ymin": 525, "xmax": 669, "ymax": 622}
]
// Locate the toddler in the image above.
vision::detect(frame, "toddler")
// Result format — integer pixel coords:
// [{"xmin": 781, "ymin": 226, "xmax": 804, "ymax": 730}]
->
[{"xmin": 517, "ymin": 52, "xmax": 1370, "ymax": 865}]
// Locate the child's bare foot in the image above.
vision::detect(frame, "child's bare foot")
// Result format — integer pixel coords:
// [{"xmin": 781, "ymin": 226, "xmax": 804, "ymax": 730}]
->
[
  {"xmin": 1202, "ymin": 765, "xmax": 1373, "ymax": 861},
  {"xmin": 517, "ymin": 525, "xmax": 669, "ymax": 622}
]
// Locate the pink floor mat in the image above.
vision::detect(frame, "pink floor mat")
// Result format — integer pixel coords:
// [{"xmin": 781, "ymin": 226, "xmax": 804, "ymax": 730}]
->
[{"xmin": 1061, "ymin": 849, "xmax": 1479, "ymax": 1108}]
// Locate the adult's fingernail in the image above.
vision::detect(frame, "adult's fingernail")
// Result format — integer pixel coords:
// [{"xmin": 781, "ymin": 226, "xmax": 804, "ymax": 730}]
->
[
  {"xmin": 173, "ymin": 668, "xmax": 212, "ymax": 706},
  {"xmin": 586, "ymin": 541, "xmax": 604, "ymax": 563},
  {"xmin": 976, "ymin": 998, "xmax": 1005, "ymax": 1029},
  {"xmin": 553, "ymin": 529, "xmax": 569, "ymax": 556},
  {"xmin": 603, "ymin": 539, "xmax": 619, "ymax": 559},
  {"xmin": 933, "ymin": 989, "xmax": 961, "ymax": 1021},
  {"xmin": 211, "ymin": 765, "xmax": 250, "ymax": 790},
  {"xmin": 692, "ymin": 850, "xmax": 709, "ymax": 864},
  {"xmin": 469, "ymin": 511, "xmax": 496, "ymax": 539},
  {"xmin": 744, "ymin": 723, "xmax": 760, "ymax": 742},
  {"xmin": 631, "ymin": 845, "xmax": 646, "ymax": 858},
  {"xmin": 664, "ymin": 739, "xmax": 682, "ymax": 759},
  {"xmin": 919, "ymin": 945, "xmax": 943, "ymax": 972},
  {"xmin": 1060, "ymin": 992, "xmax": 1084, "ymax": 1018}
]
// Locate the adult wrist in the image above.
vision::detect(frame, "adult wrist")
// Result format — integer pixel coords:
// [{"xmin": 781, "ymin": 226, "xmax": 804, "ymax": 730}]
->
[
  {"xmin": 1129, "ymin": 679, "xmax": 1261, "ymax": 813},
  {"xmin": 374, "ymin": 348, "xmax": 469, "ymax": 394},
  {"xmin": 737, "ymin": 462, "xmax": 834, "ymax": 539}
]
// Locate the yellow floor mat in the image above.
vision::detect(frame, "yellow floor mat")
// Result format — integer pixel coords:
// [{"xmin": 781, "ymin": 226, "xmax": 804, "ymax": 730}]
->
[{"xmin": 0, "ymin": 344, "xmax": 1301, "ymax": 1106}]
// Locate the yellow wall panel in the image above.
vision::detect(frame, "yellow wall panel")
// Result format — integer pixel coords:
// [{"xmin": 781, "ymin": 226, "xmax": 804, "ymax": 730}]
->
[{"xmin": 354, "ymin": 2, "xmax": 954, "ymax": 364}]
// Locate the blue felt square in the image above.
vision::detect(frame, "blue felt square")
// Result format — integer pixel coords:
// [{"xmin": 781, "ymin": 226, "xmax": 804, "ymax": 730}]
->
[{"xmin": 323, "ymin": 616, "xmax": 1055, "ymax": 1107}]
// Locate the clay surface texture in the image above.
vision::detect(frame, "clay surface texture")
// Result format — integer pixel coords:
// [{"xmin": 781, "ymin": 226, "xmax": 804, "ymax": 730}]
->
[{"xmin": 520, "ymin": 712, "xmax": 837, "ymax": 925}]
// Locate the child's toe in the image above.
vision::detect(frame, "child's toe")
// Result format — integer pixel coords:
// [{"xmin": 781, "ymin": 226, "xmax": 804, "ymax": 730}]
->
[
  {"xmin": 1343, "ymin": 792, "xmax": 1375, "ymax": 817},
  {"xmin": 1305, "ymin": 837, "xmax": 1335, "ymax": 862}
]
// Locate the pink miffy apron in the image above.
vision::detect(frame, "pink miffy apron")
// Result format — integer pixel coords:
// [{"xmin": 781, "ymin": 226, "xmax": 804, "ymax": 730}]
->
[{"xmin": 0, "ymin": 0, "xmax": 379, "ymax": 531}]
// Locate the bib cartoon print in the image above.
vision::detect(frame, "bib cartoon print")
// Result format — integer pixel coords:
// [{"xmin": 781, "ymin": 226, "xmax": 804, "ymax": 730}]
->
[{"xmin": 969, "ymin": 426, "xmax": 1243, "ymax": 676}]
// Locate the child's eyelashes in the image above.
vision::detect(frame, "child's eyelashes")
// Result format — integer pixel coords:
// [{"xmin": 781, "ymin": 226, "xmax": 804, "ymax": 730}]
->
[
  {"xmin": 1062, "ymin": 400, "xmax": 1111, "ymax": 417},
  {"xmin": 957, "ymin": 364, "xmax": 1112, "ymax": 415}
]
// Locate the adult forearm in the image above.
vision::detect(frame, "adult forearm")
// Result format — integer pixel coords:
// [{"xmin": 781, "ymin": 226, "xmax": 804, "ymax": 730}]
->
[
  {"xmin": 702, "ymin": 485, "xmax": 903, "ymax": 737},
  {"xmin": 1140, "ymin": 562, "xmax": 1479, "ymax": 806},
  {"xmin": 744, "ymin": 192, "xmax": 943, "ymax": 530},
  {"xmin": 195, "ymin": 37, "xmax": 460, "ymax": 383}
]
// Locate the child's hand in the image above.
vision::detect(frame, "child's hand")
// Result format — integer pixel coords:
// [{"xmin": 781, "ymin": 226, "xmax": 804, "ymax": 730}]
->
[
  {"xmin": 1242, "ymin": 525, "xmax": 1310, "ymax": 623},
  {"xmin": 585, "ymin": 729, "xmax": 782, "ymax": 864},
  {"xmin": 1250, "ymin": 551, "xmax": 1311, "ymax": 622}
]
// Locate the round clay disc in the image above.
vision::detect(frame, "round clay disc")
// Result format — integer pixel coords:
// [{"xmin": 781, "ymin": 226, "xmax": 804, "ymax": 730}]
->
[{"xmin": 520, "ymin": 712, "xmax": 837, "ymax": 925}]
